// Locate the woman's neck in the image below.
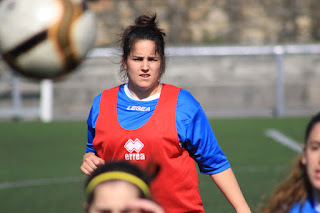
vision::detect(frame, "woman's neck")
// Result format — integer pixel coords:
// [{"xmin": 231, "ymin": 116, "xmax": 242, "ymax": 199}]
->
[{"xmin": 127, "ymin": 82, "xmax": 162, "ymax": 100}]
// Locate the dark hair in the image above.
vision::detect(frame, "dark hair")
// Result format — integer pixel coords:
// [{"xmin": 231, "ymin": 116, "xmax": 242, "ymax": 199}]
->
[
  {"xmin": 119, "ymin": 14, "xmax": 166, "ymax": 81},
  {"xmin": 304, "ymin": 112, "xmax": 320, "ymax": 143},
  {"xmin": 85, "ymin": 161, "xmax": 158, "ymax": 205}
]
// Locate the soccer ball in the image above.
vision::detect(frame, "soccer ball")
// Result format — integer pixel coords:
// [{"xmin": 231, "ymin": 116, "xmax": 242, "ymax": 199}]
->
[{"xmin": 0, "ymin": 0, "xmax": 96, "ymax": 80}]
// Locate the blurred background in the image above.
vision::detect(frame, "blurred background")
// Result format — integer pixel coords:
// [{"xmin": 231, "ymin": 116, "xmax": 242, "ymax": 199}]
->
[
  {"xmin": 0, "ymin": 0, "xmax": 319, "ymax": 212},
  {"xmin": 0, "ymin": 0, "xmax": 319, "ymax": 121}
]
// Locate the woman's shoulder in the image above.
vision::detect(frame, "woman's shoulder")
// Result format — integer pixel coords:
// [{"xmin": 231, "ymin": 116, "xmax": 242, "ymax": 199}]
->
[
  {"xmin": 91, "ymin": 93, "xmax": 101, "ymax": 106},
  {"xmin": 177, "ymin": 88, "xmax": 201, "ymax": 111},
  {"xmin": 176, "ymin": 88, "xmax": 204, "ymax": 125}
]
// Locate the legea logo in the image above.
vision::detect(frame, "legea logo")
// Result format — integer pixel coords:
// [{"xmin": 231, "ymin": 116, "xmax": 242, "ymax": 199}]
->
[
  {"xmin": 124, "ymin": 139, "xmax": 145, "ymax": 161},
  {"xmin": 127, "ymin": 106, "xmax": 151, "ymax": 111}
]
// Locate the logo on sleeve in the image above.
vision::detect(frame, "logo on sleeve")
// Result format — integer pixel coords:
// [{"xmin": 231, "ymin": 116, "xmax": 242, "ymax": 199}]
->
[{"xmin": 124, "ymin": 138, "xmax": 145, "ymax": 161}]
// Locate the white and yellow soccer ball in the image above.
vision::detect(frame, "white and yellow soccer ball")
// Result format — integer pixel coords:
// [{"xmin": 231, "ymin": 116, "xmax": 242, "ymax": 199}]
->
[{"xmin": 0, "ymin": 0, "xmax": 96, "ymax": 80}]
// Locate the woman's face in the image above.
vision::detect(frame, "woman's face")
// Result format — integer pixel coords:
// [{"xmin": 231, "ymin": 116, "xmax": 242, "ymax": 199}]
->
[
  {"xmin": 87, "ymin": 181, "xmax": 140, "ymax": 213},
  {"xmin": 302, "ymin": 122, "xmax": 320, "ymax": 190},
  {"xmin": 123, "ymin": 40, "xmax": 162, "ymax": 98}
]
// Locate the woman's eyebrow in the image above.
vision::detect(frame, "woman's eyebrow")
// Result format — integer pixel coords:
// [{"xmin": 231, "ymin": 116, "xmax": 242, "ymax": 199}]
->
[{"xmin": 307, "ymin": 140, "xmax": 320, "ymax": 144}]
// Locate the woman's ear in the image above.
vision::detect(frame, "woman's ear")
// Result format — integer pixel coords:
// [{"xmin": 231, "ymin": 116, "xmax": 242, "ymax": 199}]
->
[
  {"xmin": 160, "ymin": 57, "xmax": 166, "ymax": 72},
  {"xmin": 122, "ymin": 56, "xmax": 127, "ymax": 70}
]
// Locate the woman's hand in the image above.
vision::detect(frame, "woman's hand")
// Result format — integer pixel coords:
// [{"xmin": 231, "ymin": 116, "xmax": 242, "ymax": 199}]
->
[{"xmin": 80, "ymin": 152, "xmax": 105, "ymax": 175}]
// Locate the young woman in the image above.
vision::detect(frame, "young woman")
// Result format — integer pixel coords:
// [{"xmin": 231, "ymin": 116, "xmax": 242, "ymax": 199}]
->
[
  {"xmin": 80, "ymin": 14, "xmax": 250, "ymax": 213},
  {"xmin": 261, "ymin": 112, "xmax": 320, "ymax": 213},
  {"xmin": 84, "ymin": 160, "xmax": 164, "ymax": 213}
]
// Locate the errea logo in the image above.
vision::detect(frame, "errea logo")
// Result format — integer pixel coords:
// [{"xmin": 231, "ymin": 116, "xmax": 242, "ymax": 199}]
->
[
  {"xmin": 124, "ymin": 139, "xmax": 144, "ymax": 153},
  {"xmin": 124, "ymin": 138, "xmax": 145, "ymax": 161}
]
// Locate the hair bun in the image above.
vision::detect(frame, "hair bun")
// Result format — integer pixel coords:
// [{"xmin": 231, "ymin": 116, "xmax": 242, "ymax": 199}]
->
[{"xmin": 135, "ymin": 14, "xmax": 157, "ymax": 28}]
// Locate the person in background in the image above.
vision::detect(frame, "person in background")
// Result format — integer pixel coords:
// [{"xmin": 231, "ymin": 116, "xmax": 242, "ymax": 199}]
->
[
  {"xmin": 84, "ymin": 160, "xmax": 164, "ymax": 213},
  {"xmin": 80, "ymin": 13, "xmax": 250, "ymax": 213},
  {"xmin": 261, "ymin": 112, "xmax": 320, "ymax": 213}
]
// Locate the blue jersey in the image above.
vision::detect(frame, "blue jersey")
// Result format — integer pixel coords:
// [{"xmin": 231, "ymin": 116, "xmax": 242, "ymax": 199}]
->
[
  {"xmin": 290, "ymin": 196, "xmax": 317, "ymax": 213},
  {"xmin": 86, "ymin": 84, "xmax": 230, "ymax": 175}
]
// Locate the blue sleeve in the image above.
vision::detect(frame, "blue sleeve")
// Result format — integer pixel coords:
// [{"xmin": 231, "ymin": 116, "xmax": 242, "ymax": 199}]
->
[
  {"xmin": 85, "ymin": 93, "xmax": 101, "ymax": 153},
  {"xmin": 176, "ymin": 89, "xmax": 231, "ymax": 175}
]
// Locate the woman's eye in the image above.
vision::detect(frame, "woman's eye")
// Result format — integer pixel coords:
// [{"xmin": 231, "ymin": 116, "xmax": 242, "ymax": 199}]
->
[
  {"xmin": 121, "ymin": 210, "xmax": 134, "ymax": 213},
  {"xmin": 98, "ymin": 210, "xmax": 111, "ymax": 213},
  {"xmin": 309, "ymin": 143, "xmax": 320, "ymax": 150}
]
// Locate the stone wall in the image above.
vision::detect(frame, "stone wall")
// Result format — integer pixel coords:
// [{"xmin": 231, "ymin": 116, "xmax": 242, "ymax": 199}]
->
[{"xmin": 87, "ymin": 0, "xmax": 320, "ymax": 46}]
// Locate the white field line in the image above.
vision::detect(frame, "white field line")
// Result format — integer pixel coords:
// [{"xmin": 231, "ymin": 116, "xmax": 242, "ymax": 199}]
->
[
  {"xmin": 265, "ymin": 129, "xmax": 303, "ymax": 153},
  {"xmin": 0, "ymin": 164, "xmax": 284, "ymax": 190},
  {"xmin": 0, "ymin": 175, "xmax": 84, "ymax": 190}
]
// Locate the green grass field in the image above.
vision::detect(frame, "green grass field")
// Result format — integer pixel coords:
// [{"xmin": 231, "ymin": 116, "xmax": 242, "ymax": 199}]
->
[{"xmin": 0, "ymin": 116, "xmax": 310, "ymax": 212}]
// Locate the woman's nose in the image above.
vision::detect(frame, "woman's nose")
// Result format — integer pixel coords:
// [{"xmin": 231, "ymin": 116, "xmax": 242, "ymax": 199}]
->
[{"xmin": 141, "ymin": 60, "xmax": 149, "ymax": 71}]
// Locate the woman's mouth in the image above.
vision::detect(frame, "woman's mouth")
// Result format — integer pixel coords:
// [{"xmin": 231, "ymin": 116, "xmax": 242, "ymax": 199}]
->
[{"xmin": 140, "ymin": 74, "xmax": 150, "ymax": 78}]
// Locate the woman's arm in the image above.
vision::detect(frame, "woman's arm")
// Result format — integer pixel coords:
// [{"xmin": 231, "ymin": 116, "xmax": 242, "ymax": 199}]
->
[
  {"xmin": 81, "ymin": 94, "xmax": 104, "ymax": 175},
  {"xmin": 210, "ymin": 167, "xmax": 251, "ymax": 213}
]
